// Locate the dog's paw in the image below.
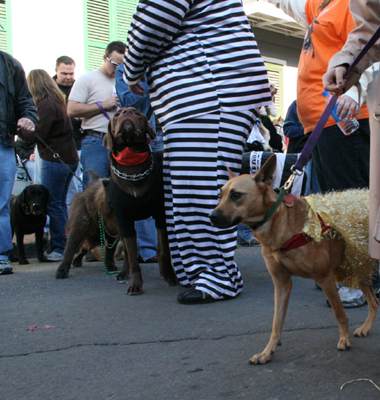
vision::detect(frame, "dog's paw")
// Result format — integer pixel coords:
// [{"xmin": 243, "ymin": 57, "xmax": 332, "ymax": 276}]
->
[
  {"xmin": 337, "ymin": 338, "xmax": 351, "ymax": 351},
  {"xmin": 249, "ymin": 352, "xmax": 273, "ymax": 365},
  {"xmin": 116, "ymin": 271, "xmax": 129, "ymax": 281},
  {"xmin": 55, "ymin": 269, "xmax": 69, "ymax": 279},
  {"xmin": 105, "ymin": 263, "xmax": 118, "ymax": 272},
  {"xmin": 72, "ymin": 260, "xmax": 83, "ymax": 268},
  {"xmin": 127, "ymin": 283, "xmax": 144, "ymax": 295},
  {"xmin": 19, "ymin": 259, "xmax": 29, "ymax": 265},
  {"xmin": 354, "ymin": 326, "xmax": 370, "ymax": 338},
  {"xmin": 38, "ymin": 256, "xmax": 49, "ymax": 263}
]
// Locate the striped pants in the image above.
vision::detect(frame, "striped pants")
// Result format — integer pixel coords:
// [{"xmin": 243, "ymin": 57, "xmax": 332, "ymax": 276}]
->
[{"xmin": 163, "ymin": 110, "xmax": 256, "ymax": 299}]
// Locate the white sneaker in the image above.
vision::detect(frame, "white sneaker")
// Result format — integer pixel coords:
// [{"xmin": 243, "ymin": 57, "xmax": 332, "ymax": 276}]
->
[
  {"xmin": 327, "ymin": 286, "xmax": 366, "ymax": 308},
  {"xmin": 45, "ymin": 251, "xmax": 63, "ymax": 262},
  {"xmin": 338, "ymin": 287, "xmax": 367, "ymax": 308},
  {"xmin": 0, "ymin": 260, "xmax": 13, "ymax": 275}
]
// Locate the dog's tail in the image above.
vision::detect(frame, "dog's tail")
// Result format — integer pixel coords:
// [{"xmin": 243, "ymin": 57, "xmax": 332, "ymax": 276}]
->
[{"xmin": 86, "ymin": 169, "xmax": 101, "ymax": 184}]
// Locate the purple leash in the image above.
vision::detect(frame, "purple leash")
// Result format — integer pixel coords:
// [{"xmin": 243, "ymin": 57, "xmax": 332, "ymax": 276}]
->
[{"xmin": 292, "ymin": 25, "xmax": 380, "ymax": 175}]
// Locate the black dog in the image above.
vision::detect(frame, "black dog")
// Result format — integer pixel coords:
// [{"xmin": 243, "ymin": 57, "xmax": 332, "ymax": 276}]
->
[{"xmin": 10, "ymin": 184, "xmax": 51, "ymax": 264}]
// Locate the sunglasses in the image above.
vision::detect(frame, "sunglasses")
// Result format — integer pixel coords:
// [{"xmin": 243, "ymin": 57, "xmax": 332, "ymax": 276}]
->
[{"xmin": 106, "ymin": 56, "xmax": 121, "ymax": 68}]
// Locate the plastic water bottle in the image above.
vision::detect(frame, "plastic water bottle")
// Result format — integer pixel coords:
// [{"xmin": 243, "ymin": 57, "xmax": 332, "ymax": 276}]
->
[
  {"xmin": 322, "ymin": 91, "xmax": 359, "ymax": 135},
  {"xmin": 113, "ymin": 86, "xmax": 121, "ymax": 110}
]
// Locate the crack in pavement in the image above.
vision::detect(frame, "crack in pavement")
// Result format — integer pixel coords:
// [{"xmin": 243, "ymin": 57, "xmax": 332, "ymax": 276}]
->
[{"xmin": 0, "ymin": 324, "xmax": 340, "ymax": 359}]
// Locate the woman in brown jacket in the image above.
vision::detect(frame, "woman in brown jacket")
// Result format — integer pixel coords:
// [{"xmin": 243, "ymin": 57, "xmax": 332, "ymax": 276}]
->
[
  {"xmin": 22, "ymin": 69, "xmax": 79, "ymax": 261},
  {"xmin": 323, "ymin": 0, "xmax": 380, "ymax": 260}
]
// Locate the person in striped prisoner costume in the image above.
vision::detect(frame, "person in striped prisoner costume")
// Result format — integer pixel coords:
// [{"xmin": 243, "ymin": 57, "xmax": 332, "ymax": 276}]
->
[{"xmin": 124, "ymin": 0, "xmax": 272, "ymax": 304}]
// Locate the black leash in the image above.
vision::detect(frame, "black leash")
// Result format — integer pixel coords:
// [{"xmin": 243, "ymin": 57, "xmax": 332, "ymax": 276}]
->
[
  {"xmin": 20, "ymin": 129, "xmax": 85, "ymax": 188},
  {"xmin": 20, "ymin": 159, "xmax": 33, "ymax": 183}
]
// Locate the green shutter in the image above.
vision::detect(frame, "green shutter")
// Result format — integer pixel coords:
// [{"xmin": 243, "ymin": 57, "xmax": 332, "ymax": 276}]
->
[
  {"xmin": 0, "ymin": 0, "xmax": 8, "ymax": 52},
  {"xmin": 84, "ymin": 0, "xmax": 111, "ymax": 71},
  {"xmin": 84, "ymin": 0, "xmax": 139, "ymax": 71},
  {"xmin": 265, "ymin": 62, "xmax": 284, "ymax": 118},
  {"xmin": 115, "ymin": 0, "xmax": 138, "ymax": 42}
]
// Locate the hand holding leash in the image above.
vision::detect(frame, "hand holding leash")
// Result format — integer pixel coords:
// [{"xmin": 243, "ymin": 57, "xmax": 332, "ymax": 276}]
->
[
  {"xmin": 323, "ymin": 65, "xmax": 348, "ymax": 95},
  {"xmin": 17, "ymin": 118, "xmax": 35, "ymax": 132},
  {"xmin": 101, "ymin": 96, "xmax": 119, "ymax": 111}
]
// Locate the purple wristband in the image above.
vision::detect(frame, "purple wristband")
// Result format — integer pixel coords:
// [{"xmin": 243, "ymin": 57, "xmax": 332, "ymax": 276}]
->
[{"xmin": 96, "ymin": 101, "xmax": 111, "ymax": 121}]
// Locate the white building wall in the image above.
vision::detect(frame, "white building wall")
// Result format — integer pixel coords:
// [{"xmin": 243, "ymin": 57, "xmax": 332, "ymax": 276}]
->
[
  {"xmin": 10, "ymin": 0, "xmax": 86, "ymax": 76},
  {"xmin": 282, "ymin": 65, "xmax": 298, "ymax": 117}
]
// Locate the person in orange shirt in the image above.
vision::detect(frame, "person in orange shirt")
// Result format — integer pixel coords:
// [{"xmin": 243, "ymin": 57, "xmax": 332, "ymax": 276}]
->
[
  {"xmin": 268, "ymin": 0, "xmax": 373, "ymax": 308},
  {"xmin": 269, "ymin": 0, "xmax": 371, "ymax": 193}
]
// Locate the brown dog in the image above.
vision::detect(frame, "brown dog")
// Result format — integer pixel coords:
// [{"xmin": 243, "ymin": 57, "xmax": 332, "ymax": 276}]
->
[
  {"xmin": 103, "ymin": 107, "xmax": 177, "ymax": 294},
  {"xmin": 210, "ymin": 155, "xmax": 379, "ymax": 364},
  {"xmin": 55, "ymin": 170, "xmax": 126, "ymax": 279}
]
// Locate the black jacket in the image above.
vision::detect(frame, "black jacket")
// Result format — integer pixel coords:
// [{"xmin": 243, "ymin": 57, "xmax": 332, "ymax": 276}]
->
[
  {"xmin": 52, "ymin": 75, "xmax": 83, "ymax": 151},
  {"xmin": 0, "ymin": 51, "xmax": 38, "ymax": 146}
]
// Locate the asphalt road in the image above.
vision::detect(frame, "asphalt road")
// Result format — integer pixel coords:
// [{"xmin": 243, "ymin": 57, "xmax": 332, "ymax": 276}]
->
[{"xmin": 1, "ymin": 245, "xmax": 380, "ymax": 400}]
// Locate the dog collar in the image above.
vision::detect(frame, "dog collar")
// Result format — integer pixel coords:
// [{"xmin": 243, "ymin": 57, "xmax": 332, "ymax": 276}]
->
[
  {"xmin": 279, "ymin": 214, "xmax": 331, "ymax": 252},
  {"xmin": 250, "ymin": 188, "xmax": 287, "ymax": 230},
  {"xmin": 111, "ymin": 158, "xmax": 154, "ymax": 182},
  {"xmin": 112, "ymin": 146, "xmax": 150, "ymax": 166}
]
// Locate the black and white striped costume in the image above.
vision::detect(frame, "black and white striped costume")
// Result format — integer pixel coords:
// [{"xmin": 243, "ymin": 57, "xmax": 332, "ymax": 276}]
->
[{"xmin": 124, "ymin": 0, "xmax": 272, "ymax": 299}]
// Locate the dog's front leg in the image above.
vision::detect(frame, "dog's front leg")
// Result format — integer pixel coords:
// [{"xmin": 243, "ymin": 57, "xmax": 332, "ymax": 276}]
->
[
  {"xmin": 56, "ymin": 231, "xmax": 84, "ymax": 279},
  {"xmin": 157, "ymin": 228, "xmax": 177, "ymax": 286},
  {"xmin": 104, "ymin": 239, "xmax": 118, "ymax": 272},
  {"xmin": 250, "ymin": 266, "xmax": 293, "ymax": 365},
  {"xmin": 123, "ymin": 235, "xmax": 143, "ymax": 295},
  {"xmin": 319, "ymin": 276, "xmax": 351, "ymax": 350},
  {"xmin": 15, "ymin": 231, "xmax": 28, "ymax": 265},
  {"xmin": 35, "ymin": 227, "xmax": 47, "ymax": 262},
  {"xmin": 117, "ymin": 242, "xmax": 130, "ymax": 281}
]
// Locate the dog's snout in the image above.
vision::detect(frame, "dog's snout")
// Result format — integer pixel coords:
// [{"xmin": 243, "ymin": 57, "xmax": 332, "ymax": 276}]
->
[
  {"xmin": 209, "ymin": 211, "xmax": 221, "ymax": 226},
  {"xmin": 31, "ymin": 203, "xmax": 42, "ymax": 214}
]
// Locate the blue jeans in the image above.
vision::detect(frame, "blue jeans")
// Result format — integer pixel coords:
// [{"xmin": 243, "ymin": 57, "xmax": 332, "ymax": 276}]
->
[
  {"xmin": 237, "ymin": 224, "xmax": 254, "ymax": 245},
  {"xmin": 135, "ymin": 216, "xmax": 158, "ymax": 261},
  {"xmin": 133, "ymin": 129, "xmax": 164, "ymax": 260},
  {"xmin": 41, "ymin": 159, "xmax": 77, "ymax": 255},
  {"xmin": 81, "ymin": 135, "xmax": 110, "ymax": 187},
  {"xmin": 66, "ymin": 150, "xmax": 83, "ymax": 212},
  {"xmin": 0, "ymin": 140, "xmax": 17, "ymax": 260},
  {"xmin": 304, "ymin": 160, "xmax": 321, "ymax": 195},
  {"xmin": 150, "ymin": 129, "xmax": 164, "ymax": 152},
  {"xmin": 312, "ymin": 120, "xmax": 370, "ymax": 193}
]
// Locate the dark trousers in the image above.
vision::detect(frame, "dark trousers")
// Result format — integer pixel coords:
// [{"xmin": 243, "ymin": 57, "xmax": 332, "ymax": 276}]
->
[{"xmin": 312, "ymin": 119, "xmax": 370, "ymax": 193}]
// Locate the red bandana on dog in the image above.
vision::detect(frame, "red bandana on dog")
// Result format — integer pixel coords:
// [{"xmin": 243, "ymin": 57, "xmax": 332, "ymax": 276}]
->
[{"xmin": 113, "ymin": 147, "xmax": 149, "ymax": 166}]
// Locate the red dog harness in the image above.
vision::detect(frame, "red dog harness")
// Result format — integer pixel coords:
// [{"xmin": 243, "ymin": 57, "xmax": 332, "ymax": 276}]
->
[{"xmin": 279, "ymin": 214, "xmax": 331, "ymax": 252}]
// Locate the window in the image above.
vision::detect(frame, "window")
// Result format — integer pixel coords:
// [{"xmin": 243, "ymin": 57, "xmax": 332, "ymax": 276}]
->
[
  {"xmin": 265, "ymin": 61, "xmax": 284, "ymax": 118},
  {"xmin": 84, "ymin": 0, "xmax": 139, "ymax": 71},
  {"xmin": 0, "ymin": 0, "xmax": 11, "ymax": 53}
]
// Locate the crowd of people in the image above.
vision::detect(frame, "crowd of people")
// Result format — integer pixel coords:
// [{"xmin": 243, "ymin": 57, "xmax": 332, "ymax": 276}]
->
[{"xmin": 1, "ymin": 0, "xmax": 379, "ymax": 307}]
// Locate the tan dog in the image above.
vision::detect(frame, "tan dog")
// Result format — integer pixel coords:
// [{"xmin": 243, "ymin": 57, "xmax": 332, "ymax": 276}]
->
[
  {"xmin": 210, "ymin": 155, "xmax": 378, "ymax": 364},
  {"xmin": 103, "ymin": 107, "xmax": 177, "ymax": 295}
]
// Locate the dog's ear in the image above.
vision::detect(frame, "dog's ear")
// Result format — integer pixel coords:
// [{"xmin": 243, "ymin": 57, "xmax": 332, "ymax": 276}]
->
[
  {"xmin": 20, "ymin": 186, "xmax": 29, "ymax": 207},
  {"xmin": 146, "ymin": 122, "xmax": 157, "ymax": 140},
  {"xmin": 254, "ymin": 154, "xmax": 277, "ymax": 187},
  {"xmin": 103, "ymin": 120, "xmax": 115, "ymax": 150},
  {"xmin": 227, "ymin": 167, "xmax": 236, "ymax": 180}
]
